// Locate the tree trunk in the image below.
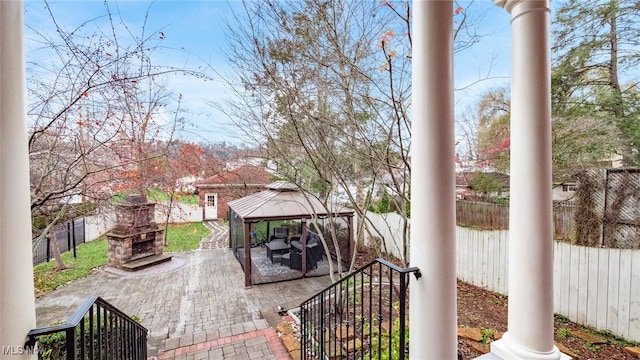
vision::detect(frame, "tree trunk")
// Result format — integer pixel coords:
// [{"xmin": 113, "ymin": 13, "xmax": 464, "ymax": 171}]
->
[
  {"xmin": 352, "ymin": 124, "xmax": 365, "ymax": 253},
  {"xmin": 163, "ymin": 194, "xmax": 175, "ymax": 246},
  {"xmin": 49, "ymin": 228, "xmax": 68, "ymax": 271},
  {"xmin": 607, "ymin": 5, "xmax": 633, "ymax": 165},
  {"xmin": 609, "ymin": 10, "xmax": 620, "ymax": 101}
]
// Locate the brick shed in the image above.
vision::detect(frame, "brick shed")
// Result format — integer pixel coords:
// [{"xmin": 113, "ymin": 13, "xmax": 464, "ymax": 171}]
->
[{"xmin": 195, "ymin": 165, "xmax": 272, "ymax": 220}]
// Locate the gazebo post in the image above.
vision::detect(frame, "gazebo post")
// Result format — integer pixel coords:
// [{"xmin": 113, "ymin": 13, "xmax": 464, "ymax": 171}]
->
[
  {"xmin": 266, "ymin": 222, "xmax": 271, "ymax": 242},
  {"xmin": 301, "ymin": 222, "xmax": 307, "ymax": 275},
  {"xmin": 228, "ymin": 213, "xmax": 233, "ymax": 249},
  {"xmin": 244, "ymin": 221, "xmax": 252, "ymax": 287}
]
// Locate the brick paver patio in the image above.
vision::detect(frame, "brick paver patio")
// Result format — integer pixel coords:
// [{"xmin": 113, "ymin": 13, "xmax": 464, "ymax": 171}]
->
[{"xmin": 35, "ymin": 221, "xmax": 331, "ymax": 359}]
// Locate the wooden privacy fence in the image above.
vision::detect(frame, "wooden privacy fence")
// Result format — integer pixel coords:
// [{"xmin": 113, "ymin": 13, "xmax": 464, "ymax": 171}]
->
[
  {"xmin": 456, "ymin": 226, "xmax": 640, "ymax": 342},
  {"xmin": 364, "ymin": 202, "xmax": 577, "ymax": 262},
  {"xmin": 456, "ymin": 200, "xmax": 576, "ymax": 241},
  {"xmin": 456, "ymin": 201, "xmax": 509, "ymax": 229},
  {"xmin": 153, "ymin": 202, "xmax": 203, "ymax": 224}
]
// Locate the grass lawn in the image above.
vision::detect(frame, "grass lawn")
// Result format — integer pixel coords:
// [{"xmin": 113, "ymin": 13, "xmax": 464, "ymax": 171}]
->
[
  {"xmin": 112, "ymin": 188, "xmax": 199, "ymax": 205},
  {"xmin": 33, "ymin": 222, "xmax": 211, "ymax": 297},
  {"xmin": 145, "ymin": 188, "xmax": 199, "ymax": 205},
  {"xmin": 33, "ymin": 238, "xmax": 108, "ymax": 297},
  {"xmin": 253, "ymin": 220, "xmax": 301, "ymax": 240},
  {"xmin": 164, "ymin": 222, "xmax": 211, "ymax": 252}
]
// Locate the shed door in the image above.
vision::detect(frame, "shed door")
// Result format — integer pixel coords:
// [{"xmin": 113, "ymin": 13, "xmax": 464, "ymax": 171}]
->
[{"xmin": 204, "ymin": 193, "xmax": 218, "ymax": 220}]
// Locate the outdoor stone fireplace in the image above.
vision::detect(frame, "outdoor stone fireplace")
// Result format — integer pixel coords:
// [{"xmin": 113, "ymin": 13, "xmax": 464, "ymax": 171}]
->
[{"xmin": 107, "ymin": 194, "xmax": 170, "ymax": 270}]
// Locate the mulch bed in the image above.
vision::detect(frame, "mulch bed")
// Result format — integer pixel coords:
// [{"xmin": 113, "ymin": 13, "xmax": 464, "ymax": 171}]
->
[{"xmin": 457, "ymin": 279, "xmax": 638, "ymax": 359}]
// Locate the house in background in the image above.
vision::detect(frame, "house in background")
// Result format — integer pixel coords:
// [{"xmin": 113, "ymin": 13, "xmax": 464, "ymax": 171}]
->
[
  {"xmin": 552, "ymin": 182, "xmax": 576, "ymax": 202},
  {"xmin": 195, "ymin": 165, "xmax": 272, "ymax": 220}
]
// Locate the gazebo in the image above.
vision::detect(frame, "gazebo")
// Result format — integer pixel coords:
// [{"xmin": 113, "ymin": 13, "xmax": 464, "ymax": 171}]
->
[{"xmin": 228, "ymin": 181, "xmax": 354, "ymax": 287}]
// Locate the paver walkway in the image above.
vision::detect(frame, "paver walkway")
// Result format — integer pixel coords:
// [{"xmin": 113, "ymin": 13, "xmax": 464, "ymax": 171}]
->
[
  {"xmin": 35, "ymin": 221, "xmax": 332, "ymax": 359},
  {"xmin": 199, "ymin": 221, "xmax": 230, "ymax": 250}
]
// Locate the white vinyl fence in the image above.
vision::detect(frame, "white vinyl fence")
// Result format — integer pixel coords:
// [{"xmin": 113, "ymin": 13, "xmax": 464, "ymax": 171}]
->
[
  {"xmin": 363, "ymin": 212, "xmax": 408, "ymax": 260},
  {"xmin": 153, "ymin": 202, "xmax": 203, "ymax": 224},
  {"xmin": 83, "ymin": 202, "xmax": 204, "ymax": 242},
  {"xmin": 456, "ymin": 227, "xmax": 510, "ymax": 295},
  {"xmin": 553, "ymin": 240, "xmax": 640, "ymax": 341},
  {"xmin": 456, "ymin": 227, "xmax": 640, "ymax": 342},
  {"xmin": 365, "ymin": 212, "xmax": 640, "ymax": 342},
  {"xmin": 84, "ymin": 212, "xmax": 117, "ymax": 242}
]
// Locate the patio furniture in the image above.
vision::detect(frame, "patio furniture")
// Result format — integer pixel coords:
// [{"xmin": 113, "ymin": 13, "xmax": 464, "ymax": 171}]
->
[
  {"xmin": 290, "ymin": 237, "xmax": 320, "ymax": 270},
  {"xmin": 290, "ymin": 234, "xmax": 324, "ymax": 262},
  {"xmin": 265, "ymin": 239, "xmax": 290, "ymax": 263},
  {"xmin": 279, "ymin": 252, "xmax": 291, "ymax": 267},
  {"xmin": 307, "ymin": 234, "xmax": 324, "ymax": 260},
  {"xmin": 289, "ymin": 248, "xmax": 317, "ymax": 270},
  {"xmin": 273, "ymin": 226, "xmax": 289, "ymax": 241}
]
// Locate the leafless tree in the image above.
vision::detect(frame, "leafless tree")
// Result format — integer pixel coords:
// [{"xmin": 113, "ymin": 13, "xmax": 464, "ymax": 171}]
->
[
  {"xmin": 218, "ymin": 1, "xmax": 490, "ymax": 269},
  {"xmin": 27, "ymin": 1, "xmax": 198, "ymax": 269}
]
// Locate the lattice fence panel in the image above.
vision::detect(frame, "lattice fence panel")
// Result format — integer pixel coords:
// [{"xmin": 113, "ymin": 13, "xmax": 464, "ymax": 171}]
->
[{"xmin": 603, "ymin": 170, "xmax": 640, "ymax": 249}]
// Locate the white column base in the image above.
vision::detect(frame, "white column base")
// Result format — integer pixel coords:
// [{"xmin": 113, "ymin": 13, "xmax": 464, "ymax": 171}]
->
[{"xmin": 477, "ymin": 333, "xmax": 571, "ymax": 360}]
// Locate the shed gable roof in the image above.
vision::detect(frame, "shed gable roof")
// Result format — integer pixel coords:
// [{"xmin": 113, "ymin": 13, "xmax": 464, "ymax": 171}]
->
[{"xmin": 196, "ymin": 165, "xmax": 270, "ymax": 187}]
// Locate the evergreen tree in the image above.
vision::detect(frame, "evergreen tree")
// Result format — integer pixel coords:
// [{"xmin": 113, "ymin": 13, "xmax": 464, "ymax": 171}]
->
[{"xmin": 552, "ymin": 0, "xmax": 640, "ymax": 166}]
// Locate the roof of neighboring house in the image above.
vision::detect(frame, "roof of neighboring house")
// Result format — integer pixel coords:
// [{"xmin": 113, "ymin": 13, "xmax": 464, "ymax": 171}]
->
[
  {"xmin": 195, "ymin": 165, "xmax": 270, "ymax": 188},
  {"xmin": 456, "ymin": 172, "xmax": 475, "ymax": 187},
  {"xmin": 228, "ymin": 181, "xmax": 354, "ymax": 221}
]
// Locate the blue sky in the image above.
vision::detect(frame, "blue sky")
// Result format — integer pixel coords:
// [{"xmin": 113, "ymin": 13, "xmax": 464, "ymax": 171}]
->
[{"xmin": 24, "ymin": 0, "xmax": 515, "ymax": 146}]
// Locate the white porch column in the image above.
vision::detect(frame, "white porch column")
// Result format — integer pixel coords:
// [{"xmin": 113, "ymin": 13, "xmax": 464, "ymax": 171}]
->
[
  {"xmin": 0, "ymin": 1, "xmax": 37, "ymax": 358},
  {"xmin": 410, "ymin": 1, "xmax": 457, "ymax": 359},
  {"xmin": 489, "ymin": 1, "xmax": 566, "ymax": 359}
]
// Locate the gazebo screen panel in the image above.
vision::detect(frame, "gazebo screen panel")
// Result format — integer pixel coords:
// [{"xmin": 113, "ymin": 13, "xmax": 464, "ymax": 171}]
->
[
  {"xmin": 310, "ymin": 217, "xmax": 351, "ymax": 265},
  {"xmin": 230, "ymin": 210, "xmax": 245, "ymax": 264}
]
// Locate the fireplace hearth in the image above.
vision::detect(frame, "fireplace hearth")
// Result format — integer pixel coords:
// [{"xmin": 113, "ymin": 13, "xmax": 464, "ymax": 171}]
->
[{"xmin": 107, "ymin": 194, "xmax": 171, "ymax": 271}]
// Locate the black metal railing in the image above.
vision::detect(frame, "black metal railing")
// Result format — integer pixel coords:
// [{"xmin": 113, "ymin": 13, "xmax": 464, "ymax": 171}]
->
[
  {"xmin": 300, "ymin": 259, "xmax": 420, "ymax": 360},
  {"xmin": 26, "ymin": 296, "xmax": 147, "ymax": 360}
]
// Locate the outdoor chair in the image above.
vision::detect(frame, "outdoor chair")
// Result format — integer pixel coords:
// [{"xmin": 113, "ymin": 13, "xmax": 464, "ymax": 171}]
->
[
  {"xmin": 273, "ymin": 226, "xmax": 289, "ymax": 241},
  {"xmin": 293, "ymin": 233, "xmax": 324, "ymax": 261},
  {"xmin": 289, "ymin": 236, "xmax": 321, "ymax": 269},
  {"xmin": 289, "ymin": 248, "xmax": 317, "ymax": 270},
  {"xmin": 306, "ymin": 234, "xmax": 324, "ymax": 261}
]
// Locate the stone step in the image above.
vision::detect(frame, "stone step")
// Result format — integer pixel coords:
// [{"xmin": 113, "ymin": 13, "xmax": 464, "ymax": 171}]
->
[
  {"xmin": 121, "ymin": 253, "xmax": 172, "ymax": 271},
  {"xmin": 624, "ymin": 347, "xmax": 640, "ymax": 358}
]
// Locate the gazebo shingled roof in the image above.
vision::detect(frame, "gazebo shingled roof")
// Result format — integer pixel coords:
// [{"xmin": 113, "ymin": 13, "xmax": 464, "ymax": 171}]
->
[{"xmin": 228, "ymin": 181, "xmax": 353, "ymax": 222}]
